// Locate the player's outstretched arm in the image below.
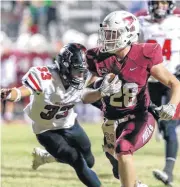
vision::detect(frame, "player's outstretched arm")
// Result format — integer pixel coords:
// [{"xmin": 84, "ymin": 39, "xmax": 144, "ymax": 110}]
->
[
  {"xmin": 151, "ymin": 63, "xmax": 180, "ymax": 105},
  {"xmin": 82, "ymin": 73, "xmax": 122, "ymax": 104},
  {"xmin": 1, "ymin": 86, "xmax": 32, "ymax": 102},
  {"xmin": 151, "ymin": 63, "xmax": 180, "ymax": 120}
]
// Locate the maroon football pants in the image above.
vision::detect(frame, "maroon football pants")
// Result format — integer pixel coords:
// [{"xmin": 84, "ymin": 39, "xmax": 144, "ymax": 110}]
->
[{"xmin": 115, "ymin": 112, "xmax": 156, "ymax": 155}]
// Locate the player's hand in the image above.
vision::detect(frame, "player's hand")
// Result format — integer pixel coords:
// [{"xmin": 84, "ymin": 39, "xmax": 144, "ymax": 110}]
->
[
  {"xmin": 155, "ymin": 103, "xmax": 177, "ymax": 120},
  {"xmin": 99, "ymin": 74, "xmax": 122, "ymax": 97},
  {"xmin": 0, "ymin": 88, "xmax": 11, "ymax": 101}
]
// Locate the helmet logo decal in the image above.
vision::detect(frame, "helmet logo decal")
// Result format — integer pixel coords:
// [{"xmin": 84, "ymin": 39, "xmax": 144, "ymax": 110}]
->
[
  {"xmin": 63, "ymin": 49, "xmax": 73, "ymax": 65},
  {"xmin": 123, "ymin": 16, "xmax": 134, "ymax": 26}
]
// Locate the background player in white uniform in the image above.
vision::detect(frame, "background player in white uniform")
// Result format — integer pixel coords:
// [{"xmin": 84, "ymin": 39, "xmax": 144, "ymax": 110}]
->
[
  {"xmin": 136, "ymin": 1, "xmax": 180, "ymax": 186},
  {"xmin": 0, "ymin": 43, "xmax": 104, "ymax": 187}
]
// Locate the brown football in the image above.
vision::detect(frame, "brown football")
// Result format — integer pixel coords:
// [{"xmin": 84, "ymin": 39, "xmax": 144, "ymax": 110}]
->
[
  {"xmin": 93, "ymin": 73, "xmax": 116, "ymax": 89},
  {"xmin": 108, "ymin": 73, "xmax": 116, "ymax": 82}
]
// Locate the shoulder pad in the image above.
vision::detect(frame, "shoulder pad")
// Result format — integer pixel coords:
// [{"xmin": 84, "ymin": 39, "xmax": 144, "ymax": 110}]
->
[{"xmin": 142, "ymin": 43, "xmax": 159, "ymax": 58}]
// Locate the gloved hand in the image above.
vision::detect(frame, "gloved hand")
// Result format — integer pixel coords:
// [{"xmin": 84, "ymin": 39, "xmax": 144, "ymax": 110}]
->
[
  {"xmin": 99, "ymin": 74, "xmax": 122, "ymax": 97},
  {"xmin": 155, "ymin": 103, "xmax": 177, "ymax": 120},
  {"xmin": 1, "ymin": 88, "xmax": 11, "ymax": 101}
]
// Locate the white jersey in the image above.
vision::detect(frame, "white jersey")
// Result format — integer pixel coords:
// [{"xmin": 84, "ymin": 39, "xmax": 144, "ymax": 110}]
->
[
  {"xmin": 22, "ymin": 65, "xmax": 77, "ymax": 134},
  {"xmin": 139, "ymin": 15, "xmax": 180, "ymax": 77}
]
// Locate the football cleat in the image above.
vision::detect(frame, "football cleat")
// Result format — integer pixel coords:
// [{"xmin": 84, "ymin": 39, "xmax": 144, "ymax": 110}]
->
[
  {"xmin": 121, "ymin": 181, "xmax": 148, "ymax": 187},
  {"xmin": 32, "ymin": 147, "xmax": 47, "ymax": 170},
  {"xmin": 136, "ymin": 181, "xmax": 148, "ymax": 187},
  {"xmin": 153, "ymin": 169, "xmax": 173, "ymax": 187}
]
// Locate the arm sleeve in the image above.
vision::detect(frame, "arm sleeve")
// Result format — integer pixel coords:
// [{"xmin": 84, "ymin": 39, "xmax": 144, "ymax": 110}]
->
[{"xmin": 22, "ymin": 67, "xmax": 42, "ymax": 94}]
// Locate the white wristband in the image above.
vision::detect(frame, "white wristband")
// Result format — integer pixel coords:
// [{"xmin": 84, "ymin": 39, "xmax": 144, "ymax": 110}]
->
[{"xmin": 13, "ymin": 88, "xmax": 22, "ymax": 102}]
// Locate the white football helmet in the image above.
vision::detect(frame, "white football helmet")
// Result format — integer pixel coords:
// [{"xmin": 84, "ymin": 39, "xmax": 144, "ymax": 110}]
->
[{"xmin": 98, "ymin": 10, "xmax": 140, "ymax": 53}]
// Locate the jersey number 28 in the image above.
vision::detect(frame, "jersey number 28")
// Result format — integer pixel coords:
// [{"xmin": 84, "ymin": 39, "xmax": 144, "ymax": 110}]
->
[{"xmin": 110, "ymin": 83, "xmax": 138, "ymax": 107}]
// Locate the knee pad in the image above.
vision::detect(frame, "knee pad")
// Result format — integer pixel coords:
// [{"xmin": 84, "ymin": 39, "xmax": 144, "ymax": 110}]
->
[{"xmin": 115, "ymin": 139, "xmax": 133, "ymax": 155}]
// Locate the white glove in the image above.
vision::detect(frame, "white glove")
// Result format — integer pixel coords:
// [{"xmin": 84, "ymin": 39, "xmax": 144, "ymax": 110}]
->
[
  {"xmin": 61, "ymin": 86, "xmax": 82, "ymax": 105},
  {"xmin": 155, "ymin": 103, "xmax": 177, "ymax": 120},
  {"xmin": 99, "ymin": 74, "xmax": 122, "ymax": 97}
]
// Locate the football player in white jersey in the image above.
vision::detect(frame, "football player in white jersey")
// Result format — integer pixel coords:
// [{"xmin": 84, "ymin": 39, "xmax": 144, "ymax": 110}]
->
[
  {"xmin": 136, "ymin": 1, "xmax": 180, "ymax": 186},
  {"xmin": 0, "ymin": 43, "xmax": 104, "ymax": 187}
]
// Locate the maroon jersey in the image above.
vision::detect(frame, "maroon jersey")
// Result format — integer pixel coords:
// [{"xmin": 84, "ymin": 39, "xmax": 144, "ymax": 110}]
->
[{"xmin": 86, "ymin": 43, "xmax": 163, "ymax": 119}]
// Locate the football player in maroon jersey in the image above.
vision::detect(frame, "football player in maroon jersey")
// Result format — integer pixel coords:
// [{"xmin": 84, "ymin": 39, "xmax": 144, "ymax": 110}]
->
[{"xmin": 82, "ymin": 10, "xmax": 180, "ymax": 187}]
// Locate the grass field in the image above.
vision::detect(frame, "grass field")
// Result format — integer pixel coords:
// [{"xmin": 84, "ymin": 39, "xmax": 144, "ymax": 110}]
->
[{"xmin": 1, "ymin": 124, "xmax": 180, "ymax": 187}]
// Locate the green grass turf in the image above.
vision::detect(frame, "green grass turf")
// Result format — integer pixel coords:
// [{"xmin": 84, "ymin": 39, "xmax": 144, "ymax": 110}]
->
[{"xmin": 1, "ymin": 124, "xmax": 180, "ymax": 187}]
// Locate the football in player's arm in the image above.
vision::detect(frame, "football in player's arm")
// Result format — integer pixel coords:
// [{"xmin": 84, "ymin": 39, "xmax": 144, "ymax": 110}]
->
[
  {"xmin": 0, "ymin": 43, "xmax": 104, "ymax": 187},
  {"xmin": 81, "ymin": 10, "xmax": 180, "ymax": 187}
]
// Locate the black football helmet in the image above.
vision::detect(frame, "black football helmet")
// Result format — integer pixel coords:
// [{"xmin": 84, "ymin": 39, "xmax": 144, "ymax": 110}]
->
[
  {"xmin": 55, "ymin": 43, "xmax": 87, "ymax": 90},
  {"xmin": 148, "ymin": 0, "xmax": 176, "ymax": 20}
]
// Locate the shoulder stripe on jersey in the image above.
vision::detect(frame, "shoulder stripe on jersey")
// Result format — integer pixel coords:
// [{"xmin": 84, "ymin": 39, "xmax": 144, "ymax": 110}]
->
[{"xmin": 28, "ymin": 73, "xmax": 41, "ymax": 91}]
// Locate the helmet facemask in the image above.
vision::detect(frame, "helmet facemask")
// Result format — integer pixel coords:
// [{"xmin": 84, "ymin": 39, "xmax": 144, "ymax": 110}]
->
[
  {"xmin": 148, "ymin": 1, "xmax": 176, "ymax": 20},
  {"xmin": 69, "ymin": 65, "xmax": 87, "ymax": 90},
  {"xmin": 98, "ymin": 11, "xmax": 140, "ymax": 54},
  {"xmin": 98, "ymin": 26, "xmax": 131, "ymax": 53}
]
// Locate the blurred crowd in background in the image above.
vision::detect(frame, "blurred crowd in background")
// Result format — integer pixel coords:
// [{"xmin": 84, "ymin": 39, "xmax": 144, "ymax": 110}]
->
[{"xmin": 1, "ymin": 0, "xmax": 180, "ymax": 124}]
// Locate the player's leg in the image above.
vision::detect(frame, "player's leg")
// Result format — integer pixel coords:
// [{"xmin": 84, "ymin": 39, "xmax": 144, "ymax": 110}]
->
[
  {"xmin": 36, "ymin": 129, "xmax": 102, "ymax": 187},
  {"xmin": 103, "ymin": 135, "xmax": 119, "ymax": 179},
  {"xmin": 153, "ymin": 87, "xmax": 179, "ymax": 186},
  {"xmin": 101, "ymin": 119, "xmax": 119, "ymax": 179},
  {"xmin": 32, "ymin": 120, "xmax": 95, "ymax": 169},
  {"xmin": 115, "ymin": 112, "xmax": 156, "ymax": 187},
  {"xmin": 148, "ymin": 82, "xmax": 164, "ymax": 141},
  {"xmin": 62, "ymin": 120, "xmax": 95, "ymax": 168},
  {"xmin": 153, "ymin": 120, "xmax": 179, "ymax": 186}
]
